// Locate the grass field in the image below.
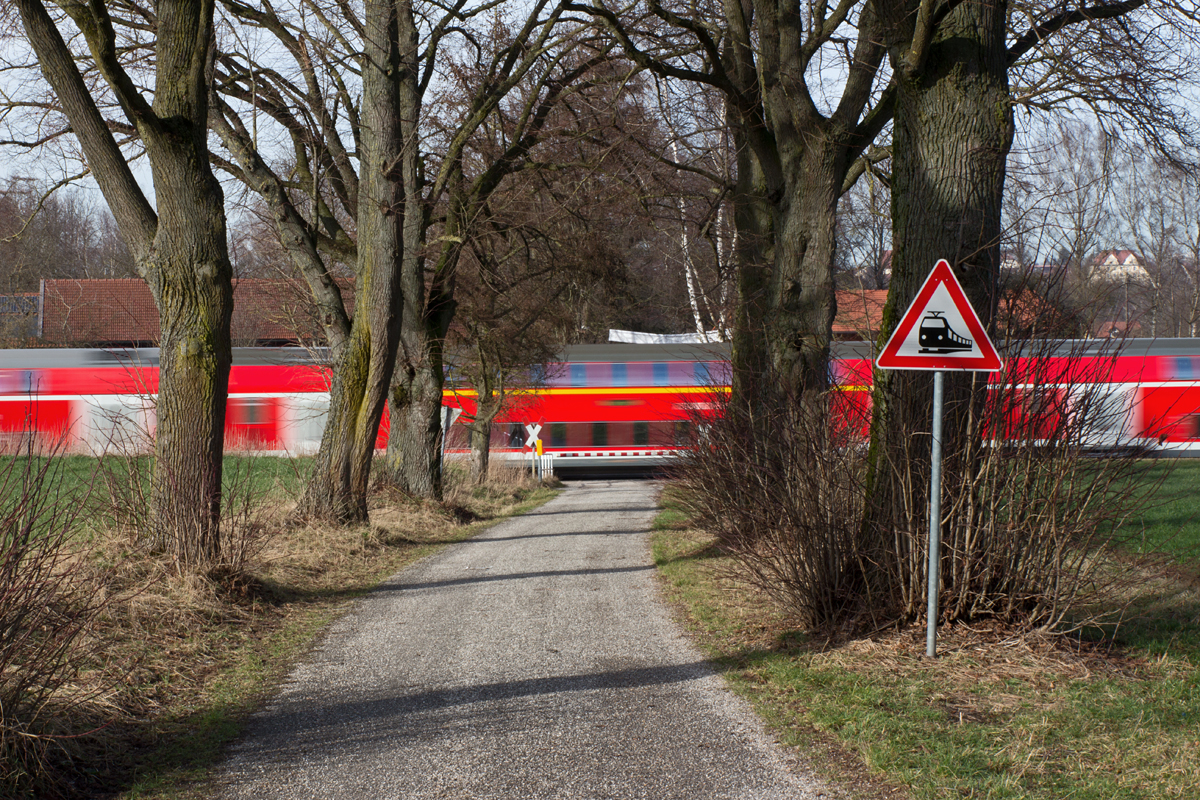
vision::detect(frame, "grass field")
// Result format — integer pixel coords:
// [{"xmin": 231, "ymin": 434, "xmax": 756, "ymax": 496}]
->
[
  {"xmin": 0, "ymin": 453, "xmax": 311, "ymax": 517},
  {"xmin": 651, "ymin": 465, "xmax": 1200, "ymax": 800},
  {"xmin": 1124, "ymin": 459, "xmax": 1200, "ymax": 563}
]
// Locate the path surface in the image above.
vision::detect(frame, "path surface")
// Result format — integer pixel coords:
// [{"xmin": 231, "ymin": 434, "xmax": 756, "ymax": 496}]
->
[{"xmin": 215, "ymin": 481, "xmax": 829, "ymax": 799}]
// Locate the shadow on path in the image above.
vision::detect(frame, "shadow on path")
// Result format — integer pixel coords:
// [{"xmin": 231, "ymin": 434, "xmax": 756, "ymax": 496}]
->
[{"xmin": 382, "ymin": 564, "xmax": 655, "ymax": 593}]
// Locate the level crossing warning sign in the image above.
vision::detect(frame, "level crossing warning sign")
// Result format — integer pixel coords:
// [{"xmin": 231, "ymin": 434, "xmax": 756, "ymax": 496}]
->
[{"xmin": 875, "ymin": 259, "xmax": 1002, "ymax": 372}]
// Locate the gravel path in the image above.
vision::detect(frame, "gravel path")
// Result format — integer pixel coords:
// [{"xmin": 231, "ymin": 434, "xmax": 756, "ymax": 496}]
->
[{"xmin": 215, "ymin": 480, "xmax": 830, "ymax": 799}]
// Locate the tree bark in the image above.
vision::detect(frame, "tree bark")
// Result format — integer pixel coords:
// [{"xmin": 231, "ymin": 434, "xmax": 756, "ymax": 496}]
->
[
  {"xmin": 382, "ymin": 161, "xmax": 460, "ymax": 501},
  {"xmin": 298, "ymin": 0, "xmax": 406, "ymax": 522},
  {"xmin": 387, "ymin": 268, "xmax": 456, "ymax": 499},
  {"xmin": 865, "ymin": 0, "xmax": 1014, "ymax": 615},
  {"xmin": 690, "ymin": 0, "xmax": 888, "ymax": 409},
  {"xmin": 144, "ymin": 143, "xmax": 234, "ymax": 563},
  {"xmin": 17, "ymin": 0, "xmax": 235, "ymax": 567},
  {"xmin": 468, "ymin": 421, "xmax": 492, "ymax": 484}
]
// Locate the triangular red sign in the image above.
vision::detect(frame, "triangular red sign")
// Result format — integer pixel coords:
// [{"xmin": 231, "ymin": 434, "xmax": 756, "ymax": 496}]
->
[{"xmin": 876, "ymin": 259, "xmax": 1002, "ymax": 371}]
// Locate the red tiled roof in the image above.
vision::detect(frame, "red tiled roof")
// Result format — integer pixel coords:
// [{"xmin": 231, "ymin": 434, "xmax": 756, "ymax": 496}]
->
[
  {"xmin": 834, "ymin": 290, "xmax": 887, "ymax": 341},
  {"xmin": 39, "ymin": 278, "xmax": 352, "ymax": 346},
  {"xmin": 1092, "ymin": 249, "xmax": 1142, "ymax": 266}
]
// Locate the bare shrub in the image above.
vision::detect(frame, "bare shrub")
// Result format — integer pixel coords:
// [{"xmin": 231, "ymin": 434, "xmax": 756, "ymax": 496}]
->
[
  {"xmin": 442, "ymin": 456, "xmax": 551, "ymax": 506},
  {"xmin": 671, "ymin": 390, "xmax": 871, "ymax": 630},
  {"xmin": 0, "ymin": 439, "xmax": 109, "ymax": 797},
  {"xmin": 676, "ymin": 343, "xmax": 1168, "ymax": 636},
  {"xmin": 94, "ymin": 440, "xmax": 273, "ymax": 579},
  {"xmin": 866, "ymin": 338, "xmax": 1168, "ymax": 631}
]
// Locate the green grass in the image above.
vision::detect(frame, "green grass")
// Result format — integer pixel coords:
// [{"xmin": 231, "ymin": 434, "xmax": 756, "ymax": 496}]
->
[
  {"xmin": 651, "ymin": 485, "xmax": 1200, "ymax": 800},
  {"xmin": 1122, "ymin": 460, "xmax": 1200, "ymax": 563},
  {"xmin": 0, "ymin": 454, "xmax": 311, "ymax": 504}
]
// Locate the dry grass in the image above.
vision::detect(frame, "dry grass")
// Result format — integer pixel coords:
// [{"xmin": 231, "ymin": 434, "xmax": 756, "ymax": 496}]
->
[{"xmin": 27, "ymin": 458, "xmax": 558, "ymax": 799}]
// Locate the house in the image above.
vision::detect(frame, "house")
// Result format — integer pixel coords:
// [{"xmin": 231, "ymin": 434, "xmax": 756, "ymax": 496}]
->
[
  {"xmin": 1090, "ymin": 250, "xmax": 1150, "ymax": 283},
  {"xmin": 37, "ymin": 278, "xmax": 352, "ymax": 348}
]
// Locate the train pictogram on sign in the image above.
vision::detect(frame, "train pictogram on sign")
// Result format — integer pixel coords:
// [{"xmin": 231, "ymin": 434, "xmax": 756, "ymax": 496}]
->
[{"xmin": 918, "ymin": 311, "xmax": 973, "ymax": 354}]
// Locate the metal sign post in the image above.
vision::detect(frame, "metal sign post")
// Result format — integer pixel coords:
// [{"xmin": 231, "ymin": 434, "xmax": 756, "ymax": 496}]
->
[
  {"xmin": 926, "ymin": 371, "xmax": 944, "ymax": 658},
  {"xmin": 876, "ymin": 259, "xmax": 1002, "ymax": 659}
]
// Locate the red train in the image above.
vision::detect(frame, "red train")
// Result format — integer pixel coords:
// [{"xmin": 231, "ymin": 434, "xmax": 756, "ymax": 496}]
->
[{"xmin": 2, "ymin": 340, "xmax": 1200, "ymax": 462}]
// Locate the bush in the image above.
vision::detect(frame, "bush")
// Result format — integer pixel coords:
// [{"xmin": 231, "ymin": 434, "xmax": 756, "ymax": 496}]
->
[
  {"xmin": 674, "ymin": 342, "xmax": 1168, "ymax": 636},
  {"xmin": 866, "ymin": 338, "xmax": 1167, "ymax": 630},
  {"xmin": 671, "ymin": 391, "xmax": 870, "ymax": 630},
  {"xmin": 0, "ymin": 442, "xmax": 108, "ymax": 797}
]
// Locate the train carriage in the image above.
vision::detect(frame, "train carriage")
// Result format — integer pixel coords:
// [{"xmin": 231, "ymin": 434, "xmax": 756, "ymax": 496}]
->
[
  {"xmin": 441, "ymin": 343, "xmax": 732, "ymax": 467},
  {"xmin": 3, "ymin": 339, "xmax": 1200, "ymax": 462}
]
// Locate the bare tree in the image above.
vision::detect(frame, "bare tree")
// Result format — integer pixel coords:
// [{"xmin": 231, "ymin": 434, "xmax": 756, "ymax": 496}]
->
[
  {"xmin": 571, "ymin": 0, "xmax": 892, "ymax": 409},
  {"xmin": 445, "ymin": 95, "xmax": 640, "ymax": 477},
  {"xmin": 382, "ymin": 18, "xmax": 623, "ymax": 499},
  {"xmin": 863, "ymin": 0, "xmax": 1200, "ymax": 623},
  {"xmin": 210, "ymin": 0, "xmax": 613, "ymax": 507},
  {"xmin": 1166, "ymin": 168, "xmax": 1200, "ymax": 336},
  {"xmin": 0, "ymin": 179, "xmax": 137, "ymax": 291},
  {"xmin": 9, "ymin": 0, "xmax": 235, "ymax": 566}
]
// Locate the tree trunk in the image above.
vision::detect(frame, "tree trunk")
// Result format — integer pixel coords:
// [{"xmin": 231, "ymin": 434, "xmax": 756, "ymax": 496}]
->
[
  {"xmin": 866, "ymin": 0, "xmax": 1014, "ymax": 616},
  {"xmin": 298, "ymin": 0, "xmax": 405, "ymax": 522},
  {"xmin": 721, "ymin": 1, "xmax": 886, "ymax": 411},
  {"xmin": 765, "ymin": 141, "xmax": 844, "ymax": 399},
  {"xmin": 469, "ymin": 420, "xmax": 492, "ymax": 484},
  {"xmin": 727, "ymin": 116, "xmax": 851, "ymax": 429},
  {"xmin": 387, "ymin": 353, "xmax": 446, "ymax": 499},
  {"xmin": 17, "ymin": 0, "xmax": 236, "ymax": 567},
  {"xmin": 144, "ymin": 158, "xmax": 234, "ymax": 563},
  {"xmin": 382, "ymin": 186, "xmax": 460, "ymax": 501}
]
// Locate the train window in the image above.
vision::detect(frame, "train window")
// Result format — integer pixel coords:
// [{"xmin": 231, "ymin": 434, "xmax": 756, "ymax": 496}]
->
[
  {"xmin": 245, "ymin": 399, "xmax": 267, "ymax": 425},
  {"xmin": 570, "ymin": 363, "xmax": 587, "ymax": 387},
  {"xmin": 653, "ymin": 363, "xmax": 669, "ymax": 386},
  {"xmin": 633, "ymin": 421, "xmax": 649, "ymax": 445},
  {"xmin": 550, "ymin": 423, "xmax": 567, "ymax": 447},
  {"xmin": 693, "ymin": 362, "xmax": 709, "ymax": 386},
  {"xmin": 674, "ymin": 420, "xmax": 692, "ymax": 445},
  {"xmin": 649, "ymin": 421, "xmax": 675, "ymax": 446},
  {"xmin": 626, "ymin": 362, "xmax": 654, "ymax": 385},
  {"xmin": 445, "ymin": 421, "xmax": 469, "ymax": 449},
  {"xmin": 592, "ymin": 422, "xmax": 608, "ymax": 446},
  {"xmin": 1174, "ymin": 357, "xmax": 1197, "ymax": 380},
  {"xmin": 507, "ymin": 422, "xmax": 525, "ymax": 447},
  {"xmin": 612, "ymin": 363, "xmax": 628, "ymax": 386},
  {"xmin": 0, "ymin": 370, "xmax": 38, "ymax": 394}
]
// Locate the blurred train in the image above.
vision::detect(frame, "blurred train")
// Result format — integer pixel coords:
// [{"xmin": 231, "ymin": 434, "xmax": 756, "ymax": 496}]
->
[{"xmin": 4, "ymin": 339, "xmax": 1200, "ymax": 462}]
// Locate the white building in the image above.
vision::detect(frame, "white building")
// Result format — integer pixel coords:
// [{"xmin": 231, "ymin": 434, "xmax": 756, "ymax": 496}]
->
[{"xmin": 1091, "ymin": 249, "xmax": 1150, "ymax": 283}]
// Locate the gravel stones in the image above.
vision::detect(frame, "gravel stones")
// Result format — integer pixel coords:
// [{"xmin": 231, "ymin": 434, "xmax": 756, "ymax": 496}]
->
[{"xmin": 215, "ymin": 481, "xmax": 828, "ymax": 799}]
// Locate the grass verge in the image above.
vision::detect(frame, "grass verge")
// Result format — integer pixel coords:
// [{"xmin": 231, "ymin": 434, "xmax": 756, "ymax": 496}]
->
[
  {"xmin": 1124, "ymin": 459, "xmax": 1200, "ymax": 563},
  {"xmin": 650, "ymin": 486, "xmax": 1200, "ymax": 800},
  {"xmin": 45, "ymin": 459, "xmax": 559, "ymax": 800}
]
